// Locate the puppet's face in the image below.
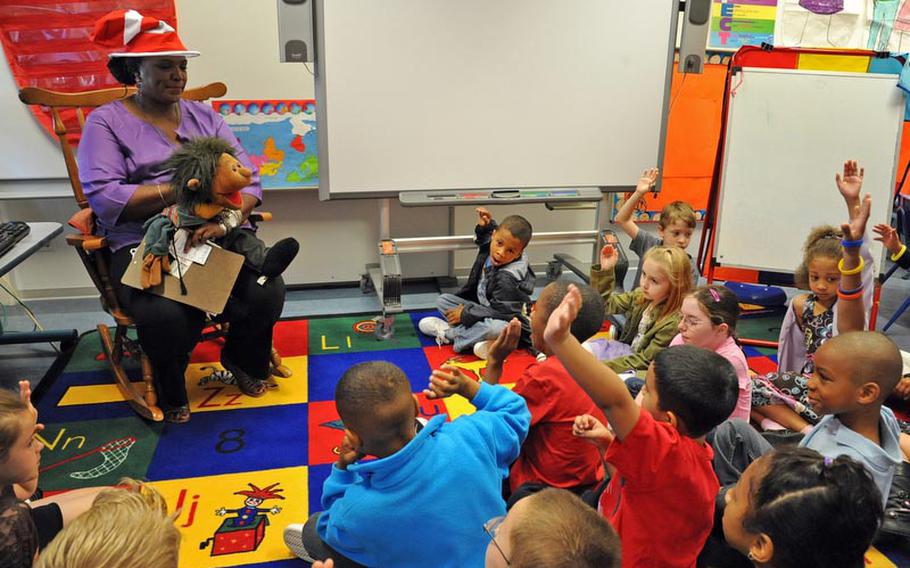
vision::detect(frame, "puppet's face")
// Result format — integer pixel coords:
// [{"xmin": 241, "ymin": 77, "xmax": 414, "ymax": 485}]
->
[{"xmin": 210, "ymin": 153, "xmax": 250, "ymax": 210}]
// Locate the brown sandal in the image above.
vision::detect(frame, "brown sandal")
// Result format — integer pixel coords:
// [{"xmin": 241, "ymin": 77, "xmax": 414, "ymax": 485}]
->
[
  {"xmin": 221, "ymin": 355, "xmax": 269, "ymax": 398},
  {"xmin": 164, "ymin": 405, "xmax": 191, "ymax": 423},
  {"xmin": 236, "ymin": 374, "xmax": 268, "ymax": 398}
]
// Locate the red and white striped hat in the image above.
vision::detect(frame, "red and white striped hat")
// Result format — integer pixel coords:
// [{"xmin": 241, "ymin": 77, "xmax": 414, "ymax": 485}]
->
[{"xmin": 91, "ymin": 9, "xmax": 200, "ymax": 58}]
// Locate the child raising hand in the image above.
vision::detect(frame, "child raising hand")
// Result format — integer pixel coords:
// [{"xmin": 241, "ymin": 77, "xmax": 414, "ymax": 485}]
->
[
  {"xmin": 613, "ymin": 167, "xmax": 700, "ymax": 287},
  {"xmin": 585, "ymin": 241, "xmax": 692, "ymax": 372},
  {"xmin": 544, "ymin": 284, "xmax": 739, "ymax": 567},
  {"xmin": 419, "ymin": 207, "xmax": 535, "ymax": 358},
  {"xmin": 476, "ymin": 206, "xmax": 493, "ymax": 227},
  {"xmin": 751, "ymin": 160, "xmax": 874, "ymax": 433}
]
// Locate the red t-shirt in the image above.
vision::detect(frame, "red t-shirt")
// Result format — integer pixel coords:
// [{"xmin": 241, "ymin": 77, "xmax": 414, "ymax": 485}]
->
[
  {"xmin": 599, "ymin": 411, "xmax": 718, "ymax": 568},
  {"xmin": 509, "ymin": 356, "xmax": 608, "ymax": 492}
]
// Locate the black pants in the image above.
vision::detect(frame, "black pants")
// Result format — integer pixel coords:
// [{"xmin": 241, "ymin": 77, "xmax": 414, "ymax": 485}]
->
[
  {"xmin": 110, "ymin": 245, "xmax": 286, "ymax": 410},
  {"xmin": 222, "ymin": 229, "xmax": 269, "ymax": 272},
  {"xmin": 302, "ymin": 513, "xmax": 366, "ymax": 568}
]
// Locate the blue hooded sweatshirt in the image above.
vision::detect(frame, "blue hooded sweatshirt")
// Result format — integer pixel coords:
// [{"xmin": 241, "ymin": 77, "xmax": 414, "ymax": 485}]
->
[{"xmin": 316, "ymin": 382, "xmax": 530, "ymax": 567}]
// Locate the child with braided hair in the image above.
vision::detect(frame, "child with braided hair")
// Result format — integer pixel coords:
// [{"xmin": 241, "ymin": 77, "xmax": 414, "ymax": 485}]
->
[{"xmin": 751, "ymin": 161, "xmax": 874, "ymax": 434}]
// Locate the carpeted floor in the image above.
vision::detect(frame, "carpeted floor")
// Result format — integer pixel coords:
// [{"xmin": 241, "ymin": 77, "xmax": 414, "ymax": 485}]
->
[
  {"xmin": 32, "ymin": 310, "xmax": 909, "ymax": 567},
  {"xmin": 32, "ymin": 311, "xmax": 540, "ymax": 567}
]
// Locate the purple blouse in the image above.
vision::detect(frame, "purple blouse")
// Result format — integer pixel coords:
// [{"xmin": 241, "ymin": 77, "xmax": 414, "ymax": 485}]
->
[{"xmin": 78, "ymin": 99, "xmax": 262, "ymax": 252}]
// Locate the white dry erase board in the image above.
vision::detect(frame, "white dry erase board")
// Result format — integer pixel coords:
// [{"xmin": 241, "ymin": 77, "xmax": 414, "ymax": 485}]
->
[
  {"xmin": 314, "ymin": 0, "xmax": 679, "ymax": 199},
  {"xmin": 713, "ymin": 67, "xmax": 905, "ymax": 275}
]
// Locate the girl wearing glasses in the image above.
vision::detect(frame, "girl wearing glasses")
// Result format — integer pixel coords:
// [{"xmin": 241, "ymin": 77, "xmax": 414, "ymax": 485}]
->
[{"xmin": 671, "ymin": 285, "xmax": 750, "ymax": 422}]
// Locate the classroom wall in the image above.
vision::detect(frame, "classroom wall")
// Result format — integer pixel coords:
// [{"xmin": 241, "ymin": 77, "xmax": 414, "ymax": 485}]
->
[
  {"xmin": 0, "ymin": 192, "xmax": 610, "ymax": 300},
  {"xmin": 0, "ymin": 0, "xmax": 608, "ymax": 299}
]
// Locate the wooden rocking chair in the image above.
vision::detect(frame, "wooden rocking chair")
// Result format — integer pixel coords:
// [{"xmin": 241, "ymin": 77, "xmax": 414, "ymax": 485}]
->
[{"xmin": 19, "ymin": 82, "xmax": 292, "ymax": 422}]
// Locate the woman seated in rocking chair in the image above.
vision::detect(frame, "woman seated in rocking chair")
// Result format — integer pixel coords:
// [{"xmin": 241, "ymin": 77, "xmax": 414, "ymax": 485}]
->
[{"xmin": 78, "ymin": 10, "xmax": 287, "ymax": 423}]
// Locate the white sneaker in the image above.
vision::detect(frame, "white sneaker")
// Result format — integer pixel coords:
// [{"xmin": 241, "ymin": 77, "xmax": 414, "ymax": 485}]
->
[
  {"xmin": 418, "ymin": 316, "xmax": 451, "ymax": 346},
  {"xmin": 283, "ymin": 523, "xmax": 316, "ymax": 562},
  {"xmin": 536, "ymin": 351, "xmax": 548, "ymax": 362},
  {"xmin": 473, "ymin": 340, "xmax": 491, "ymax": 360}
]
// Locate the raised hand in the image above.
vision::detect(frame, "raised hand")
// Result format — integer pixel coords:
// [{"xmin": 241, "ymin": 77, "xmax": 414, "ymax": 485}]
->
[
  {"xmin": 424, "ymin": 365, "xmax": 480, "ymax": 400},
  {"xmin": 895, "ymin": 377, "xmax": 910, "ymax": 400},
  {"xmin": 636, "ymin": 168, "xmax": 659, "ymax": 193},
  {"xmin": 835, "ymin": 160, "xmax": 864, "ymax": 208},
  {"xmin": 840, "ymin": 193, "xmax": 871, "ymax": 242},
  {"xmin": 572, "ymin": 414, "xmax": 614, "ymax": 449},
  {"xmin": 486, "ymin": 318, "xmax": 521, "ymax": 364},
  {"xmin": 873, "ymin": 223, "xmax": 903, "ymax": 255},
  {"xmin": 599, "ymin": 243, "xmax": 619, "ymax": 270},
  {"xmin": 837, "ymin": 193, "xmax": 870, "ymax": 334},
  {"xmin": 18, "ymin": 380, "xmax": 37, "ymax": 422},
  {"xmin": 476, "ymin": 207, "xmax": 493, "ymax": 227},
  {"xmin": 543, "ymin": 284, "xmax": 581, "ymax": 347}
]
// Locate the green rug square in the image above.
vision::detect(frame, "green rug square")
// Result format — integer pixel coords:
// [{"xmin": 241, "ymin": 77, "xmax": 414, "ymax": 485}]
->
[
  {"xmin": 64, "ymin": 328, "xmax": 143, "ymax": 374},
  {"xmin": 738, "ymin": 315, "xmax": 784, "ymax": 343},
  {"xmin": 752, "ymin": 346, "xmax": 778, "ymax": 357},
  {"xmin": 308, "ymin": 314, "xmax": 421, "ymax": 355},
  {"xmin": 38, "ymin": 416, "xmax": 162, "ymax": 491}
]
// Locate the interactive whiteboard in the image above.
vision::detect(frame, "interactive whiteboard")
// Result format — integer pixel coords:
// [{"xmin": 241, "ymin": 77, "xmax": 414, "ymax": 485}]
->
[{"xmin": 315, "ymin": 0, "xmax": 678, "ymax": 199}]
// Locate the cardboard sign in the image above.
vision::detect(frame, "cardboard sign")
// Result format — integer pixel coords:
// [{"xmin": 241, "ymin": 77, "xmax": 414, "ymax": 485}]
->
[{"xmin": 122, "ymin": 239, "xmax": 243, "ymax": 314}]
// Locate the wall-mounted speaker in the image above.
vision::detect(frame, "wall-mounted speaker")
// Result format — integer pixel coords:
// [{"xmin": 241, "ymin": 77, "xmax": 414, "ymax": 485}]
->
[
  {"xmin": 678, "ymin": 0, "xmax": 711, "ymax": 74},
  {"xmin": 277, "ymin": 0, "xmax": 314, "ymax": 63}
]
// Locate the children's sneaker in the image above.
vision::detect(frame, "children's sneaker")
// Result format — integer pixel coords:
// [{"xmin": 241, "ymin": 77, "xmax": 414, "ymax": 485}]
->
[
  {"xmin": 283, "ymin": 524, "xmax": 316, "ymax": 562},
  {"xmin": 418, "ymin": 316, "xmax": 451, "ymax": 346},
  {"xmin": 473, "ymin": 340, "xmax": 491, "ymax": 360}
]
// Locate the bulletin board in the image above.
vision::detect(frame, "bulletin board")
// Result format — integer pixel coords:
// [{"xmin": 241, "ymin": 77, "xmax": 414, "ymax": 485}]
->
[
  {"xmin": 710, "ymin": 0, "xmax": 910, "ymax": 53},
  {"xmin": 775, "ymin": 0, "xmax": 895, "ymax": 51},
  {"xmin": 710, "ymin": 0, "xmax": 779, "ymax": 51}
]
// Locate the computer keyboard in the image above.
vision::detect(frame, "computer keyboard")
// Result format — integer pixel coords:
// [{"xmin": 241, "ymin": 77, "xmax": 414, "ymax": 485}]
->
[{"xmin": 0, "ymin": 222, "xmax": 30, "ymax": 257}]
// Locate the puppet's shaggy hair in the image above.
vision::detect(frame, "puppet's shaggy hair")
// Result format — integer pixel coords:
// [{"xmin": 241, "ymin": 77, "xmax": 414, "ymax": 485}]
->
[{"xmin": 164, "ymin": 137, "xmax": 237, "ymax": 209}]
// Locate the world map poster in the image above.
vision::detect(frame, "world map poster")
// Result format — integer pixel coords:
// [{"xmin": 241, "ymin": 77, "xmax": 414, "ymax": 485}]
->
[{"xmin": 212, "ymin": 99, "xmax": 319, "ymax": 190}]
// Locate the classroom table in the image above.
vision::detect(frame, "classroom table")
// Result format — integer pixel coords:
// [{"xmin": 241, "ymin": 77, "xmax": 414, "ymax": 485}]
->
[{"xmin": 0, "ymin": 222, "xmax": 78, "ymax": 347}]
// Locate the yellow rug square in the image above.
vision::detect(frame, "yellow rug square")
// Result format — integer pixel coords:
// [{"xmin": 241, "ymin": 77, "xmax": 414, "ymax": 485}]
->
[{"xmin": 152, "ymin": 466, "xmax": 307, "ymax": 567}]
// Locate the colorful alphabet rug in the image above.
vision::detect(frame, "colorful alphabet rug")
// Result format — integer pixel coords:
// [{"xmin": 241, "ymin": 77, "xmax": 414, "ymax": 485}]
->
[
  {"xmin": 33, "ymin": 311, "xmax": 907, "ymax": 567},
  {"xmin": 33, "ymin": 311, "xmax": 540, "ymax": 567}
]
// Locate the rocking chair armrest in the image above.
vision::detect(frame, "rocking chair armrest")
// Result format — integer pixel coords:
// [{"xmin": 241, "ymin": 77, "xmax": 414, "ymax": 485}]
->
[{"xmin": 65, "ymin": 233, "xmax": 107, "ymax": 251}]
